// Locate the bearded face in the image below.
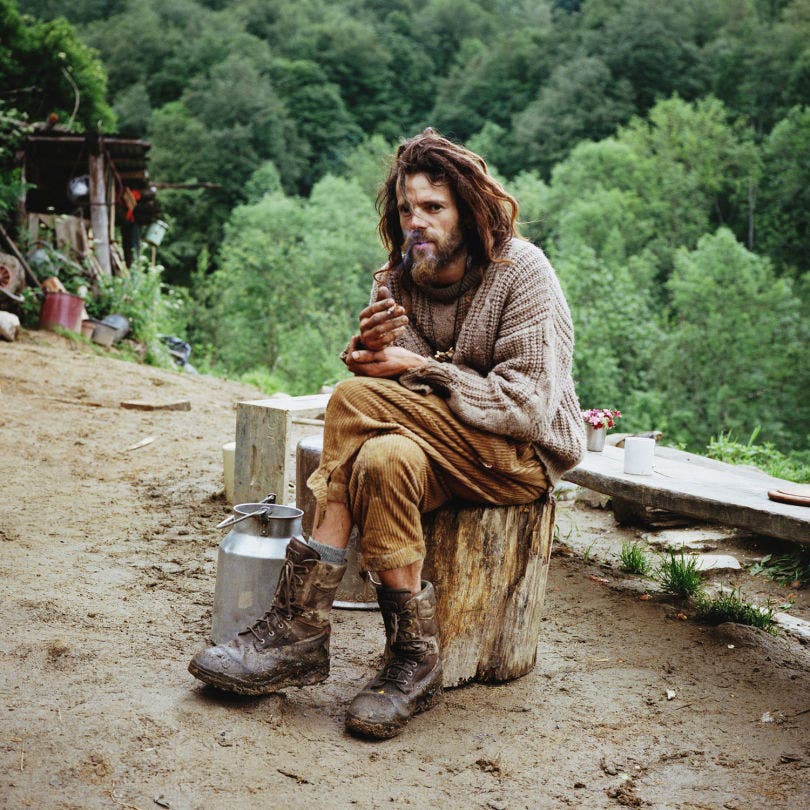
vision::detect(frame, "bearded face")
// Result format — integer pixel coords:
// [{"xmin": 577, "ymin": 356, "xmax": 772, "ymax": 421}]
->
[
  {"xmin": 406, "ymin": 223, "xmax": 465, "ymax": 286},
  {"xmin": 397, "ymin": 174, "xmax": 468, "ymax": 287}
]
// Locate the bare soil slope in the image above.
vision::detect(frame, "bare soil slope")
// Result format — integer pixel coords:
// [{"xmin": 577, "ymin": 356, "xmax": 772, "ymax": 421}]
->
[{"xmin": 1, "ymin": 332, "xmax": 808, "ymax": 809}]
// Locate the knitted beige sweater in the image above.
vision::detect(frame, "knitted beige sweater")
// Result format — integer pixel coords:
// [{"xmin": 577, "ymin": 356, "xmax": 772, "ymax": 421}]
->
[{"xmin": 372, "ymin": 237, "xmax": 585, "ymax": 484}]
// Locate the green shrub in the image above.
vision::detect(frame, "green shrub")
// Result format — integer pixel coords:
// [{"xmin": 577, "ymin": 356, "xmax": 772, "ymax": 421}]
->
[
  {"xmin": 707, "ymin": 429, "xmax": 810, "ymax": 483},
  {"xmin": 749, "ymin": 551, "xmax": 810, "ymax": 588},
  {"xmin": 694, "ymin": 588, "xmax": 777, "ymax": 633},
  {"xmin": 656, "ymin": 551, "xmax": 704, "ymax": 599},
  {"xmin": 87, "ymin": 257, "xmax": 185, "ymax": 366}
]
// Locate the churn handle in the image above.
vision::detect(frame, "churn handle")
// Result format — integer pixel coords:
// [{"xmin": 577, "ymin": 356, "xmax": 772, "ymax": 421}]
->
[{"xmin": 215, "ymin": 511, "xmax": 258, "ymax": 530}]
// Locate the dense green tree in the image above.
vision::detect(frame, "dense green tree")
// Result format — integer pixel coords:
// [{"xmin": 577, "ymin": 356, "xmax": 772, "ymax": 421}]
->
[
  {"xmin": 503, "ymin": 170, "xmax": 552, "ymax": 245},
  {"xmin": 430, "ymin": 28, "xmax": 552, "ymax": 142},
  {"xmin": 268, "ymin": 58, "xmax": 363, "ymax": 190},
  {"xmin": 282, "ymin": 9, "xmax": 395, "ymax": 134},
  {"xmin": 0, "ymin": 0, "xmax": 113, "ymax": 129},
  {"xmin": 112, "ymin": 81, "xmax": 150, "ymax": 136},
  {"xmin": 659, "ymin": 228, "xmax": 805, "ymax": 449},
  {"xmin": 555, "ymin": 243, "xmax": 664, "ymax": 428},
  {"xmin": 617, "ymin": 96, "xmax": 760, "ymax": 258},
  {"xmin": 543, "ymin": 96, "xmax": 760, "ymax": 280},
  {"xmin": 757, "ymin": 106, "xmax": 810, "ymax": 273},
  {"xmin": 511, "ymin": 56, "xmax": 635, "ymax": 176},
  {"xmin": 203, "ymin": 173, "xmax": 384, "ymax": 392},
  {"xmin": 585, "ymin": 0, "xmax": 706, "ymax": 110},
  {"xmin": 705, "ymin": 0, "xmax": 810, "ymax": 132},
  {"xmin": 336, "ymin": 135, "xmax": 395, "ymax": 201},
  {"xmin": 20, "ymin": 0, "xmax": 127, "ymax": 25}
]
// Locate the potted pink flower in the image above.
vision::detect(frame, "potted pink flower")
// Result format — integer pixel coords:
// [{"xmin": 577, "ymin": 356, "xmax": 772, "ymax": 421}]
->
[{"xmin": 581, "ymin": 408, "xmax": 622, "ymax": 451}]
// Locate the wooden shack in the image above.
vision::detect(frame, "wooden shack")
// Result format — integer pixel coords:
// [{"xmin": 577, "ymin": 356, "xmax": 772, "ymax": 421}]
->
[{"xmin": 21, "ymin": 130, "xmax": 160, "ymax": 274}]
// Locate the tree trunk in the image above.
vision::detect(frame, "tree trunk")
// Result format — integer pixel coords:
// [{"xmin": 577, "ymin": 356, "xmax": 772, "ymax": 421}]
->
[{"xmin": 422, "ymin": 496, "xmax": 555, "ymax": 688}]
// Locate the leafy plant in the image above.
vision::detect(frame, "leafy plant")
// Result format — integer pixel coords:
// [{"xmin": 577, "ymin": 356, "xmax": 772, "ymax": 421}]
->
[
  {"xmin": 656, "ymin": 551, "xmax": 704, "ymax": 599},
  {"xmin": 620, "ymin": 542, "xmax": 651, "ymax": 576},
  {"xmin": 694, "ymin": 588, "xmax": 777, "ymax": 634},
  {"xmin": 25, "ymin": 240, "xmax": 91, "ymax": 294},
  {"xmin": 708, "ymin": 429, "xmax": 810, "ymax": 483},
  {"xmin": 86, "ymin": 256, "xmax": 183, "ymax": 366},
  {"xmin": 749, "ymin": 551, "xmax": 810, "ymax": 588}
]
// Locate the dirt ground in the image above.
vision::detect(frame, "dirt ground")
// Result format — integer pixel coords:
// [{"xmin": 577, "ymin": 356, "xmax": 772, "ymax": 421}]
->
[{"xmin": 1, "ymin": 331, "xmax": 808, "ymax": 810}]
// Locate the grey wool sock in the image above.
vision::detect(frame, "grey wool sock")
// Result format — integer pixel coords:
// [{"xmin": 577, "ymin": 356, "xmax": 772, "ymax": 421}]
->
[{"xmin": 306, "ymin": 536, "xmax": 347, "ymax": 565}]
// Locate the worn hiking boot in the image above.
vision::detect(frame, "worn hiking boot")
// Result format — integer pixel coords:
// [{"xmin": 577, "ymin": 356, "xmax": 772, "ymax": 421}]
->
[
  {"xmin": 345, "ymin": 580, "xmax": 443, "ymax": 740},
  {"xmin": 188, "ymin": 537, "xmax": 346, "ymax": 695}
]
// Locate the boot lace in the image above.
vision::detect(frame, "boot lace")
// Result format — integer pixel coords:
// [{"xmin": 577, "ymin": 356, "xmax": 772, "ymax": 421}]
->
[
  {"xmin": 379, "ymin": 609, "xmax": 430, "ymax": 687},
  {"xmin": 242, "ymin": 557, "xmax": 308, "ymax": 641}
]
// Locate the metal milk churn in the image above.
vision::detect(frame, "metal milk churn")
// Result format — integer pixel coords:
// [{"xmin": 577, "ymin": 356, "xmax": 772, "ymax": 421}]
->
[{"xmin": 211, "ymin": 495, "xmax": 303, "ymax": 644}]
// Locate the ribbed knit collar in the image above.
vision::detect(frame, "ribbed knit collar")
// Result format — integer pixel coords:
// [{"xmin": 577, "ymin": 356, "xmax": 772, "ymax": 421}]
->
[{"xmin": 410, "ymin": 264, "xmax": 483, "ymax": 302}]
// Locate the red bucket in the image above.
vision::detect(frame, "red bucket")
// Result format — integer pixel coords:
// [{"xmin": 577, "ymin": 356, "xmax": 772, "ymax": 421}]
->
[{"xmin": 39, "ymin": 292, "xmax": 85, "ymax": 333}]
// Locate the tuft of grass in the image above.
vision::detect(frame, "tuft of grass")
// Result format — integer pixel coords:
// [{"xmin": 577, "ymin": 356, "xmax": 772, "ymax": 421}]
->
[
  {"xmin": 656, "ymin": 551, "xmax": 704, "ymax": 599},
  {"xmin": 749, "ymin": 551, "xmax": 810, "ymax": 588},
  {"xmin": 620, "ymin": 542, "xmax": 651, "ymax": 576},
  {"xmin": 694, "ymin": 588, "xmax": 777, "ymax": 634}
]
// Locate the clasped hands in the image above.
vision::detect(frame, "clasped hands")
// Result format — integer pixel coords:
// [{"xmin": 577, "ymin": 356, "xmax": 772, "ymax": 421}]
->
[{"xmin": 343, "ymin": 286, "xmax": 426, "ymax": 378}]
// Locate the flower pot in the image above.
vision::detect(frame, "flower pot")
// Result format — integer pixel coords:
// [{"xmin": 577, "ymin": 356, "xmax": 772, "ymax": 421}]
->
[
  {"xmin": 585, "ymin": 424, "xmax": 606, "ymax": 452},
  {"xmin": 39, "ymin": 291, "xmax": 84, "ymax": 333}
]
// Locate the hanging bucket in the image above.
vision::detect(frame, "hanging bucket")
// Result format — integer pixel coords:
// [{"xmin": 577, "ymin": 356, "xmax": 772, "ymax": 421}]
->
[
  {"xmin": 39, "ymin": 292, "xmax": 84, "ymax": 333},
  {"xmin": 144, "ymin": 220, "xmax": 169, "ymax": 246}
]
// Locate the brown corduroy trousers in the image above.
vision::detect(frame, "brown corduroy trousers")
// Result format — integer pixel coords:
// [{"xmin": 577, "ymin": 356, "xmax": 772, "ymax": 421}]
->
[{"xmin": 306, "ymin": 377, "xmax": 550, "ymax": 572}]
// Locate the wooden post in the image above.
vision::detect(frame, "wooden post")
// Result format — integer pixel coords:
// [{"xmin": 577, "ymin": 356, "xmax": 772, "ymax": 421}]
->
[
  {"xmin": 88, "ymin": 136, "xmax": 111, "ymax": 276},
  {"xmin": 423, "ymin": 497, "xmax": 556, "ymax": 688},
  {"xmin": 234, "ymin": 395, "xmax": 330, "ymax": 505}
]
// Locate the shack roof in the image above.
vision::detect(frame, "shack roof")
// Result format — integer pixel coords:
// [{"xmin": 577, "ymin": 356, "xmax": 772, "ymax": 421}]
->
[{"xmin": 24, "ymin": 130, "xmax": 159, "ymax": 224}]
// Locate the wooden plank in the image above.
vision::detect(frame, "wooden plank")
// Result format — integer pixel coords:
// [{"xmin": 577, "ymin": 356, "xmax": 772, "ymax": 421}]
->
[
  {"xmin": 563, "ymin": 445, "xmax": 810, "ymax": 544},
  {"xmin": 88, "ymin": 150, "xmax": 111, "ymax": 275},
  {"xmin": 120, "ymin": 399, "xmax": 190, "ymax": 411}
]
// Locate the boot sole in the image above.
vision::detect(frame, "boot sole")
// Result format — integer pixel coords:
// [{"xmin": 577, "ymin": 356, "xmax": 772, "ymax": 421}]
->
[
  {"xmin": 188, "ymin": 660, "xmax": 328, "ymax": 696},
  {"xmin": 345, "ymin": 680, "xmax": 443, "ymax": 740}
]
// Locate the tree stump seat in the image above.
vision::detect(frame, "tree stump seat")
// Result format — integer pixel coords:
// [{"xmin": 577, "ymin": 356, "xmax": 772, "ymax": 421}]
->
[{"xmin": 297, "ymin": 434, "xmax": 555, "ymax": 688}]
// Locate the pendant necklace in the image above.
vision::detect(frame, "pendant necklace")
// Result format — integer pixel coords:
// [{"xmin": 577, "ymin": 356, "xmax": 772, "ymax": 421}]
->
[
  {"xmin": 405, "ymin": 260, "xmax": 482, "ymax": 363},
  {"xmin": 429, "ymin": 297, "xmax": 462, "ymax": 363}
]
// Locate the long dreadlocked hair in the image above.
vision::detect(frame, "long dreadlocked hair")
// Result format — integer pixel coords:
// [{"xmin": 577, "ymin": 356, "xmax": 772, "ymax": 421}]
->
[{"xmin": 377, "ymin": 128, "xmax": 521, "ymax": 272}]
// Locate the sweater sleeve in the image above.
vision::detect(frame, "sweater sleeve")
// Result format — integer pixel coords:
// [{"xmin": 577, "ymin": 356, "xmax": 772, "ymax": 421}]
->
[{"xmin": 398, "ymin": 248, "xmax": 575, "ymax": 444}]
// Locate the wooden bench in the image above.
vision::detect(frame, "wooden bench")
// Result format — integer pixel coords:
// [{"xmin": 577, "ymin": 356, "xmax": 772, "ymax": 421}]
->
[{"xmin": 563, "ymin": 444, "xmax": 810, "ymax": 545}]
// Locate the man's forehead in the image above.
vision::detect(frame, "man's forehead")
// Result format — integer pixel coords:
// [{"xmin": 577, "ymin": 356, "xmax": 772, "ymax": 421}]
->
[{"xmin": 396, "ymin": 172, "xmax": 453, "ymax": 203}]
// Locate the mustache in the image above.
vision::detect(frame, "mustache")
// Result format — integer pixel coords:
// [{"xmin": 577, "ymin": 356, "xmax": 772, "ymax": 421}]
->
[{"xmin": 400, "ymin": 229, "xmax": 427, "ymax": 269}]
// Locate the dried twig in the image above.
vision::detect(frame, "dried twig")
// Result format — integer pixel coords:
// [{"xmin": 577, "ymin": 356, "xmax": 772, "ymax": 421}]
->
[{"xmin": 277, "ymin": 768, "xmax": 311, "ymax": 785}]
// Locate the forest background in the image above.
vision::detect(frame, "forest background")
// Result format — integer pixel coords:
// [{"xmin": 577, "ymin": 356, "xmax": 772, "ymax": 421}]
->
[{"xmin": 2, "ymin": 0, "xmax": 809, "ymax": 473}]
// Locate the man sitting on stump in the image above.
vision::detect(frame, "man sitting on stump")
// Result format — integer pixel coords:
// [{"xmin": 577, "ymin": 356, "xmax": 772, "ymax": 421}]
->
[{"xmin": 189, "ymin": 129, "xmax": 584, "ymax": 739}]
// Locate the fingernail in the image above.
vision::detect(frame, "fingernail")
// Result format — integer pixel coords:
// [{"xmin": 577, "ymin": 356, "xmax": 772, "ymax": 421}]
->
[{"xmin": 351, "ymin": 352, "xmax": 360, "ymax": 360}]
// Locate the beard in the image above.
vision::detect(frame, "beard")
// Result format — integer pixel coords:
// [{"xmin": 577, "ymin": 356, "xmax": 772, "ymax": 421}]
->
[{"xmin": 407, "ymin": 225, "xmax": 466, "ymax": 286}]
